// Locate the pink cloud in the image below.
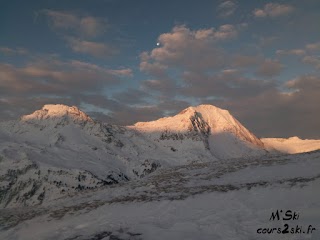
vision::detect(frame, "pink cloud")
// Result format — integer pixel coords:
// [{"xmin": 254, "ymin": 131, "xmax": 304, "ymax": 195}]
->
[
  {"xmin": 306, "ymin": 42, "xmax": 320, "ymax": 52},
  {"xmin": 0, "ymin": 58, "xmax": 122, "ymax": 96},
  {"xmin": 253, "ymin": 3, "xmax": 294, "ymax": 18},
  {"xmin": 68, "ymin": 38, "xmax": 117, "ymax": 57},
  {"xmin": 256, "ymin": 59, "xmax": 284, "ymax": 77},
  {"xmin": 141, "ymin": 25, "xmax": 241, "ymax": 72},
  {"xmin": 44, "ymin": 10, "xmax": 106, "ymax": 38}
]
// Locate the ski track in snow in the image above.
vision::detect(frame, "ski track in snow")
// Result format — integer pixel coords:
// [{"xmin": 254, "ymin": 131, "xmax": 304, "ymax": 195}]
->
[{"xmin": 1, "ymin": 150, "xmax": 320, "ymax": 240}]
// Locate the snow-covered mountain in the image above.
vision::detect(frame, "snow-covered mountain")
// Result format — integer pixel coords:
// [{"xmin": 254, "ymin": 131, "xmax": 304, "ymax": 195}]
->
[
  {"xmin": 262, "ymin": 136, "xmax": 320, "ymax": 154},
  {"xmin": 0, "ymin": 105, "xmax": 131, "ymax": 208},
  {"xmin": 1, "ymin": 104, "xmax": 266, "ymax": 208},
  {"xmin": 130, "ymin": 105, "xmax": 265, "ymax": 160},
  {"xmin": 1, "ymin": 104, "xmax": 320, "ymax": 239}
]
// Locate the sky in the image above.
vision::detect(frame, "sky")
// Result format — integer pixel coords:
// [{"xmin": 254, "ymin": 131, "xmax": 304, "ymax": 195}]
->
[{"xmin": 1, "ymin": 0, "xmax": 320, "ymax": 138}]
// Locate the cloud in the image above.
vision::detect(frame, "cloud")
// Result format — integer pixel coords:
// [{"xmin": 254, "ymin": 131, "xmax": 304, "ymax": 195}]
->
[
  {"xmin": 156, "ymin": 99, "xmax": 191, "ymax": 115},
  {"xmin": 139, "ymin": 25, "xmax": 280, "ymax": 113},
  {"xmin": 133, "ymin": 25, "xmax": 320, "ymax": 138},
  {"xmin": 0, "ymin": 58, "xmax": 129, "ymax": 98},
  {"xmin": 0, "ymin": 60, "xmax": 136, "ymax": 125},
  {"xmin": 285, "ymin": 75, "xmax": 320, "ymax": 91},
  {"xmin": 141, "ymin": 78, "xmax": 178, "ymax": 96},
  {"xmin": 213, "ymin": 24, "xmax": 240, "ymax": 40},
  {"xmin": 2, "ymin": 71, "xmax": 319, "ymax": 139},
  {"xmin": 217, "ymin": 1, "xmax": 237, "ymax": 18},
  {"xmin": 79, "ymin": 95, "xmax": 121, "ymax": 112},
  {"xmin": 253, "ymin": 3, "xmax": 294, "ymax": 18},
  {"xmin": 108, "ymin": 68, "xmax": 133, "ymax": 77},
  {"xmin": 100, "ymin": 98, "xmax": 192, "ymax": 125},
  {"xmin": 232, "ymin": 75, "xmax": 320, "ymax": 138},
  {"xmin": 68, "ymin": 60, "xmax": 132, "ymax": 77},
  {"xmin": 44, "ymin": 10, "xmax": 106, "ymax": 38},
  {"xmin": 276, "ymin": 49, "xmax": 306, "ymax": 56},
  {"xmin": 258, "ymin": 36, "xmax": 279, "ymax": 47},
  {"xmin": 0, "ymin": 47, "xmax": 28, "ymax": 55},
  {"xmin": 302, "ymin": 56, "xmax": 320, "ymax": 69},
  {"xmin": 138, "ymin": 24, "xmax": 245, "ymax": 97},
  {"xmin": 142, "ymin": 25, "xmax": 241, "ymax": 73},
  {"xmin": 180, "ymin": 70, "xmax": 276, "ymax": 100},
  {"xmin": 2, "ymin": 94, "xmax": 139, "ymax": 126},
  {"xmin": 0, "ymin": 52, "xmax": 138, "ymax": 122},
  {"xmin": 140, "ymin": 23, "xmax": 248, "ymax": 78},
  {"xmin": 232, "ymin": 54, "xmax": 263, "ymax": 68},
  {"xmin": 111, "ymin": 105, "xmax": 163, "ymax": 125},
  {"xmin": 67, "ymin": 38, "xmax": 117, "ymax": 57},
  {"xmin": 256, "ymin": 59, "xmax": 284, "ymax": 77},
  {"xmin": 74, "ymin": 94, "xmax": 163, "ymax": 125},
  {"xmin": 112, "ymin": 88, "xmax": 151, "ymax": 105},
  {"xmin": 140, "ymin": 56, "xmax": 168, "ymax": 77},
  {"xmin": 306, "ymin": 42, "xmax": 320, "ymax": 52},
  {"xmin": 2, "ymin": 21, "xmax": 318, "ymax": 139},
  {"xmin": 43, "ymin": 10, "xmax": 113, "ymax": 58}
]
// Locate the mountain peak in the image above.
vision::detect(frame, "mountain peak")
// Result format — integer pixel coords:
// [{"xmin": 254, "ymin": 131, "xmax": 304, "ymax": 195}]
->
[
  {"xmin": 21, "ymin": 104, "xmax": 93, "ymax": 124},
  {"xmin": 42, "ymin": 104, "xmax": 81, "ymax": 114},
  {"xmin": 194, "ymin": 104, "xmax": 229, "ymax": 113},
  {"xmin": 132, "ymin": 104, "xmax": 264, "ymax": 149},
  {"xmin": 178, "ymin": 104, "xmax": 230, "ymax": 118},
  {"xmin": 134, "ymin": 104, "xmax": 232, "ymax": 128}
]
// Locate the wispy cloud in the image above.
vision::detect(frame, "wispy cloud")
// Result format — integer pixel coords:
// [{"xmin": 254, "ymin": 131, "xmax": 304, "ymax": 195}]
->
[
  {"xmin": 306, "ymin": 42, "xmax": 320, "ymax": 52},
  {"xmin": 253, "ymin": 3, "xmax": 294, "ymax": 18},
  {"xmin": 302, "ymin": 56, "xmax": 320, "ymax": 69},
  {"xmin": 0, "ymin": 47, "xmax": 28, "ymax": 55},
  {"xmin": 43, "ymin": 10, "xmax": 107, "ymax": 38},
  {"xmin": 220, "ymin": 74, "xmax": 320, "ymax": 138},
  {"xmin": 0, "ymin": 58, "xmax": 129, "ymax": 97},
  {"xmin": 276, "ymin": 49, "xmax": 306, "ymax": 56},
  {"xmin": 0, "ymin": 55, "xmax": 136, "ymax": 122},
  {"xmin": 112, "ymin": 88, "xmax": 151, "ymax": 105},
  {"xmin": 108, "ymin": 68, "xmax": 133, "ymax": 77},
  {"xmin": 67, "ymin": 38, "xmax": 117, "ymax": 57},
  {"xmin": 258, "ymin": 36, "xmax": 279, "ymax": 47},
  {"xmin": 43, "ymin": 10, "xmax": 113, "ymax": 57},
  {"xmin": 217, "ymin": 1, "xmax": 237, "ymax": 18}
]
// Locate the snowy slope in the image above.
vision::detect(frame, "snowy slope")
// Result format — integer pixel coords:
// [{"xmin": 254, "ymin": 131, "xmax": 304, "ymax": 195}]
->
[
  {"xmin": 1, "ymin": 106, "xmax": 136, "ymax": 179},
  {"xmin": 262, "ymin": 136, "xmax": 320, "ymax": 154},
  {"xmin": 130, "ymin": 105, "xmax": 265, "ymax": 160},
  {"xmin": 0, "ymin": 148, "xmax": 113, "ymax": 208},
  {"xmin": 0, "ymin": 105, "xmax": 156, "ymax": 208},
  {"xmin": 0, "ymin": 104, "xmax": 270, "ymax": 208},
  {"xmin": 1, "ymin": 104, "xmax": 320, "ymax": 239},
  {"xmin": 1, "ymin": 150, "xmax": 319, "ymax": 240}
]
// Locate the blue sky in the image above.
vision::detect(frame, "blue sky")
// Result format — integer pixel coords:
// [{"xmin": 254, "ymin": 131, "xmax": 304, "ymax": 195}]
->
[{"xmin": 1, "ymin": 0, "xmax": 320, "ymax": 138}]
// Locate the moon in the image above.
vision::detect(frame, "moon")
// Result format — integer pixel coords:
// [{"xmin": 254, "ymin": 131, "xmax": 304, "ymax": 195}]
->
[{"xmin": 156, "ymin": 42, "xmax": 160, "ymax": 46}]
